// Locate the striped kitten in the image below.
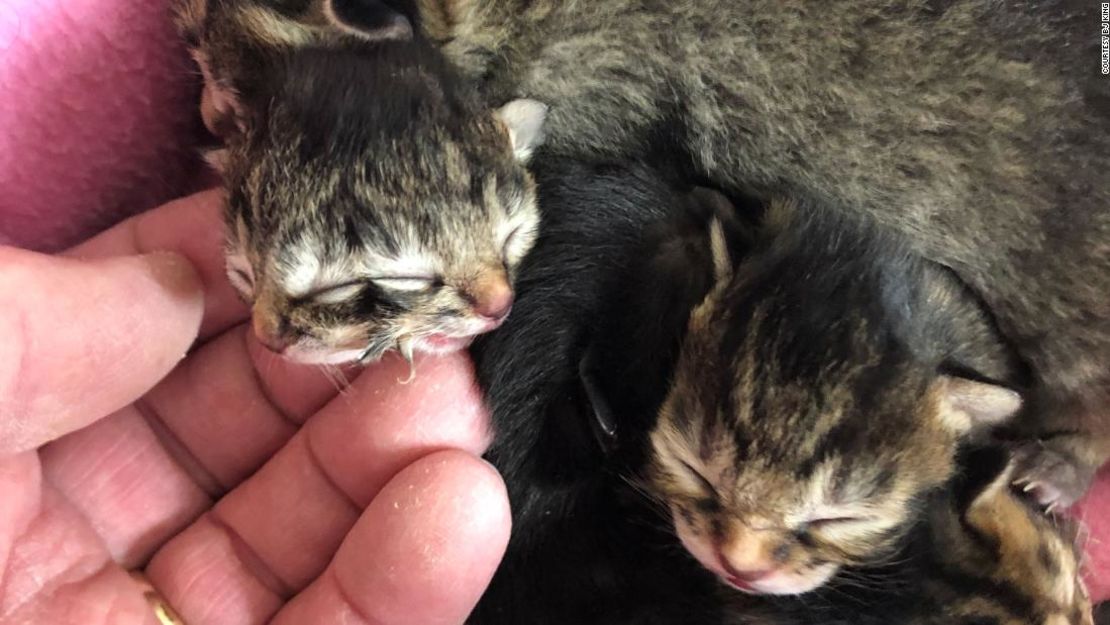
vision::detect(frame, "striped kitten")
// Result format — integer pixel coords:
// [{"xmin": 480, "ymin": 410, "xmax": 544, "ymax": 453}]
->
[
  {"xmin": 473, "ymin": 159, "xmax": 1091, "ymax": 624},
  {"xmin": 649, "ymin": 197, "xmax": 1029, "ymax": 595},
  {"xmin": 725, "ymin": 446, "xmax": 1094, "ymax": 625},
  {"xmin": 174, "ymin": 1, "xmax": 547, "ymax": 363}
]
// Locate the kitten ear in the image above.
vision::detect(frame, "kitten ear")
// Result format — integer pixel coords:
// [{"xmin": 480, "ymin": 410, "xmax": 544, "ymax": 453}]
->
[
  {"xmin": 203, "ymin": 147, "xmax": 231, "ymax": 175},
  {"xmin": 933, "ymin": 375, "xmax": 1023, "ymax": 434},
  {"xmin": 708, "ymin": 218, "xmax": 733, "ymax": 283},
  {"xmin": 195, "ymin": 53, "xmax": 250, "ymax": 138},
  {"xmin": 324, "ymin": 0, "xmax": 414, "ymax": 41},
  {"xmin": 687, "ymin": 187, "xmax": 751, "ymax": 284},
  {"xmin": 952, "ymin": 445, "xmax": 1014, "ymax": 514},
  {"xmin": 496, "ymin": 99, "xmax": 548, "ymax": 163}
]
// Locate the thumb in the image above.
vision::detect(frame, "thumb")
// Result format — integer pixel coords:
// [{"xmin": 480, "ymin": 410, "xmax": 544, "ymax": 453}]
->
[{"xmin": 0, "ymin": 247, "xmax": 203, "ymax": 454}]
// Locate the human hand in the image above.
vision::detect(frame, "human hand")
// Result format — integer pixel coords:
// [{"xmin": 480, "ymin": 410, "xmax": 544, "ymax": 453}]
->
[{"xmin": 0, "ymin": 190, "xmax": 509, "ymax": 624}]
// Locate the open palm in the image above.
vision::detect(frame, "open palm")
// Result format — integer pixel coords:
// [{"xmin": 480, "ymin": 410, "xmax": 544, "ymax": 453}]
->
[{"xmin": 0, "ymin": 191, "xmax": 509, "ymax": 625}]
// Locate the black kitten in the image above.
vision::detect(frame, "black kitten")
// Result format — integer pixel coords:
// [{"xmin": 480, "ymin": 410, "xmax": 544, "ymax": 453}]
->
[{"xmin": 470, "ymin": 157, "xmax": 738, "ymax": 624}]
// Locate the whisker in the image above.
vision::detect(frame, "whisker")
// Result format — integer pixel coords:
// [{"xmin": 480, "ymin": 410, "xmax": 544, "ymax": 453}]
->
[
  {"xmin": 397, "ymin": 336, "xmax": 417, "ymax": 384},
  {"xmin": 319, "ymin": 363, "xmax": 351, "ymax": 397},
  {"xmin": 817, "ymin": 582, "xmax": 872, "ymax": 606}
]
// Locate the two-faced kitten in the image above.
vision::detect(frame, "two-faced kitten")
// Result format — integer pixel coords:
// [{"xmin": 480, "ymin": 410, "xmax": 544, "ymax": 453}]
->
[
  {"xmin": 175, "ymin": 1, "xmax": 548, "ymax": 363},
  {"xmin": 648, "ymin": 197, "xmax": 1030, "ymax": 595}
]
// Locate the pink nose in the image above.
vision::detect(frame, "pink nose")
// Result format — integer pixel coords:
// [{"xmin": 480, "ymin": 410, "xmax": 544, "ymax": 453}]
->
[
  {"xmin": 470, "ymin": 282, "xmax": 514, "ymax": 321},
  {"xmin": 252, "ymin": 314, "xmax": 292, "ymax": 354},
  {"xmin": 719, "ymin": 553, "xmax": 774, "ymax": 583}
]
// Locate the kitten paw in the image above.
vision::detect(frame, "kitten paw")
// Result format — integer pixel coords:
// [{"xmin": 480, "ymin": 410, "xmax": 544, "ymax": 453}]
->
[{"xmin": 1012, "ymin": 443, "xmax": 1094, "ymax": 512}]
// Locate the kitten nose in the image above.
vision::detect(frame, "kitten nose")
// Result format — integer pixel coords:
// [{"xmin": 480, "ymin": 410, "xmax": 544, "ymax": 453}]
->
[
  {"xmin": 718, "ymin": 553, "xmax": 775, "ymax": 583},
  {"xmin": 467, "ymin": 274, "xmax": 514, "ymax": 321},
  {"xmin": 717, "ymin": 531, "xmax": 778, "ymax": 582},
  {"xmin": 252, "ymin": 307, "xmax": 291, "ymax": 354}
]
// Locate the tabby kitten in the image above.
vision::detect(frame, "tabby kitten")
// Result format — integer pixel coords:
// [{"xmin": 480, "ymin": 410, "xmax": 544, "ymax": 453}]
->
[
  {"xmin": 174, "ymin": 0, "xmax": 413, "ymax": 138},
  {"xmin": 174, "ymin": 1, "xmax": 548, "ymax": 363},
  {"xmin": 649, "ymin": 197, "xmax": 1029, "ymax": 594},
  {"xmin": 722, "ymin": 446, "xmax": 1094, "ymax": 625},
  {"xmin": 415, "ymin": 0, "xmax": 1110, "ymax": 507},
  {"xmin": 473, "ymin": 158, "xmax": 1092, "ymax": 624}
]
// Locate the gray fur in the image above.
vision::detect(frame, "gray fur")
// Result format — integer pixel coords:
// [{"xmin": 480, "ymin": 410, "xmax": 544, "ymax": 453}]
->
[{"xmin": 422, "ymin": 0, "xmax": 1110, "ymax": 498}]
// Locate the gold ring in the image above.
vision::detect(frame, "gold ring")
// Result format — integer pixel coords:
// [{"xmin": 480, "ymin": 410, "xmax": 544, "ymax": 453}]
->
[{"xmin": 130, "ymin": 572, "xmax": 187, "ymax": 625}]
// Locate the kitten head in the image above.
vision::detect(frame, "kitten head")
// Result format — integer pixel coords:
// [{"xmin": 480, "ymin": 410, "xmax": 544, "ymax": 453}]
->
[
  {"xmin": 647, "ymin": 199, "xmax": 1022, "ymax": 595},
  {"xmin": 175, "ymin": 0, "xmax": 417, "ymax": 138},
  {"xmin": 211, "ymin": 43, "xmax": 546, "ymax": 364},
  {"xmin": 720, "ymin": 446, "xmax": 1093, "ymax": 623}
]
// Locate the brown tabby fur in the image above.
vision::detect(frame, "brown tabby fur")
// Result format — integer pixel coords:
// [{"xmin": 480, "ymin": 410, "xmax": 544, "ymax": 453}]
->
[
  {"xmin": 649, "ymin": 195, "xmax": 1029, "ymax": 592},
  {"xmin": 723, "ymin": 448, "xmax": 1094, "ymax": 624},
  {"xmin": 173, "ymin": 0, "xmax": 548, "ymax": 364},
  {"xmin": 415, "ymin": 0, "xmax": 1110, "ymax": 505}
]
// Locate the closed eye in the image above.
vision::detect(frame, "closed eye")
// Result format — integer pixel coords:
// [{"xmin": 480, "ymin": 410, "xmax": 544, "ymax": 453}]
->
[
  {"xmin": 502, "ymin": 225, "xmax": 522, "ymax": 256},
  {"xmin": 307, "ymin": 281, "xmax": 365, "ymax": 305},
  {"xmin": 806, "ymin": 516, "xmax": 862, "ymax": 528},
  {"xmin": 802, "ymin": 514, "xmax": 885, "ymax": 539},
  {"xmin": 680, "ymin": 461, "xmax": 718, "ymax": 498},
  {"xmin": 502, "ymin": 222, "xmax": 538, "ymax": 264},
  {"xmin": 371, "ymin": 276, "xmax": 439, "ymax": 292},
  {"xmin": 225, "ymin": 261, "xmax": 255, "ymax": 297}
]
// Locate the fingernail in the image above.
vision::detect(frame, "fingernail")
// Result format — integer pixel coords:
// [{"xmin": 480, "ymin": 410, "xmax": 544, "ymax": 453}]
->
[{"xmin": 142, "ymin": 252, "xmax": 203, "ymax": 300}]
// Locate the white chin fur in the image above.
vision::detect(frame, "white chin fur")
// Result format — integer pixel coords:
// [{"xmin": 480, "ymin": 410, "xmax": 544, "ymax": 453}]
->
[
  {"xmin": 412, "ymin": 336, "xmax": 475, "ymax": 355},
  {"xmin": 672, "ymin": 508, "xmax": 839, "ymax": 596},
  {"xmin": 739, "ymin": 563, "xmax": 838, "ymax": 595},
  {"xmin": 280, "ymin": 336, "xmax": 473, "ymax": 365},
  {"xmin": 283, "ymin": 347, "xmax": 369, "ymax": 365}
]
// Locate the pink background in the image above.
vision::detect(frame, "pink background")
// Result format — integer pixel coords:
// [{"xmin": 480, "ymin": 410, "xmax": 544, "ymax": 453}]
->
[
  {"xmin": 1, "ymin": 0, "xmax": 1107, "ymax": 601},
  {"xmin": 0, "ymin": 0, "xmax": 203, "ymax": 252}
]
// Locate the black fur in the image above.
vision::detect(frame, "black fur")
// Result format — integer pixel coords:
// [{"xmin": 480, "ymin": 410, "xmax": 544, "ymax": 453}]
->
[
  {"xmin": 470, "ymin": 157, "xmax": 728, "ymax": 624},
  {"xmin": 470, "ymin": 159, "xmax": 1087, "ymax": 624}
]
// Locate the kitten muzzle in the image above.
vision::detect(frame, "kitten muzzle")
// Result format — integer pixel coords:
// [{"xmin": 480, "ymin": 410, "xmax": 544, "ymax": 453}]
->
[{"xmin": 461, "ymin": 272, "xmax": 514, "ymax": 322}]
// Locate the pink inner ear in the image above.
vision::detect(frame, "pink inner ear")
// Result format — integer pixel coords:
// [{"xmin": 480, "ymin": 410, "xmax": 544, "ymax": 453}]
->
[
  {"xmin": 193, "ymin": 51, "xmax": 244, "ymax": 138},
  {"xmin": 940, "ymin": 376, "xmax": 1022, "ymax": 431},
  {"xmin": 323, "ymin": 0, "xmax": 414, "ymax": 42},
  {"xmin": 200, "ymin": 82, "xmax": 245, "ymax": 138}
]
